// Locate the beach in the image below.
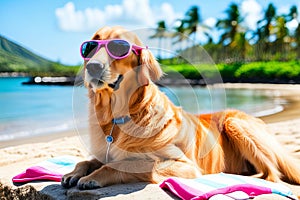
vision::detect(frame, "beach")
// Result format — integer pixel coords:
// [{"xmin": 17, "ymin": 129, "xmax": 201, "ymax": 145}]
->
[{"xmin": 1, "ymin": 83, "xmax": 300, "ymax": 199}]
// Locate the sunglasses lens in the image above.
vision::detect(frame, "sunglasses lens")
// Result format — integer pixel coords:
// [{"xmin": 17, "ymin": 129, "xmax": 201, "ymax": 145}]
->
[
  {"xmin": 107, "ymin": 40, "xmax": 130, "ymax": 58},
  {"xmin": 81, "ymin": 41, "xmax": 98, "ymax": 58}
]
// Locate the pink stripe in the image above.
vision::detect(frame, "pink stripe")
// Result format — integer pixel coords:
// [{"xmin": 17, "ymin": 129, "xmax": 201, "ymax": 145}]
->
[
  {"xmin": 12, "ymin": 175, "xmax": 62, "ymax": 183},
  {"xmin": 160, "ymin": 178, "xmax": 205, "ymax": 199},
  {"xmin": 12, "ymin": 166, "xmax": 63, "ymax": 183},
  {"xmin": 160, "ymin": 178, "xmax": 273, "ymax": 200}
]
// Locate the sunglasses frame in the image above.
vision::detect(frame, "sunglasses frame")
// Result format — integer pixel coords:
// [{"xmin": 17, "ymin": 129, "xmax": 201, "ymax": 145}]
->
[{"xmin": 80, "ymin": 39, "xmax": 146, "ymax": 61}]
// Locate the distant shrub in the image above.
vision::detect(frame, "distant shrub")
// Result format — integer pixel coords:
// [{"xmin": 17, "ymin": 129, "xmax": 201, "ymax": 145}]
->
[
  {"xmin": 161, "ymin": 61, "xmax": 300, "ymax": 83},
  {"xmin": 234, "ymin": 61, "xmax": 300, "ymax": 81}
]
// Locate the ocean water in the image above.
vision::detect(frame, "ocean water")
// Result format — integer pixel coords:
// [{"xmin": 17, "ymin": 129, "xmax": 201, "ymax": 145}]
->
[
  {"xmin": 0, "ymin": 77, "xmax": 283, "ymax": 142},
  {"xmin": 160, "ymin": 85, "xmax": 284, "ymax": 117},
  {"xmin": 0, "ymin": 77, "xmax": 83, "ymax": 141}
]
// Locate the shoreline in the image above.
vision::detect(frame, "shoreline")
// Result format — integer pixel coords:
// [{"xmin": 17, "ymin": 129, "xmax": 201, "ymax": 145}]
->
[
  {"xmin": 0, "ymin": 129, "xmax": 78, "ymax": 149},
  {"xmin": 211, "ymin": 83, "xmax": 300, "ymax": 123}
]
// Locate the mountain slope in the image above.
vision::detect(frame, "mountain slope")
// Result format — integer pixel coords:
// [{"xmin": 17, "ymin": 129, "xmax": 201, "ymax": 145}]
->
[
  {"xmin": 0, "ymin": 35, "xmax": 54, "ymax": 72},
  {"xmin": 0, "ymin": 35, "xmax": 79, "ymax": 76}
]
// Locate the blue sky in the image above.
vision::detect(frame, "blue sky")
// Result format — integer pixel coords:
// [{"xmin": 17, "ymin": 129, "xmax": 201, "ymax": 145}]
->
[{"xmin": 1, "ymin": 0, "xmax": 300, "ymax": 65}]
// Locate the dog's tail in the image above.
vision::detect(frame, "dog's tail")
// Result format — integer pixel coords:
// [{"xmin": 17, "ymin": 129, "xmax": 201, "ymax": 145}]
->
[
  {"xmin": 219, "ymin": 109, "xmax": 300, "ymax": 185},
  {"xmin": 275, "ymin": 146, "xmax": 300, "ymax": 185}
]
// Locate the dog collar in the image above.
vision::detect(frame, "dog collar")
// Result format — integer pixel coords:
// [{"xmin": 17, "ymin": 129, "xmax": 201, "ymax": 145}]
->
[
  {"xmin": 105, "ymin": 115, "xmax": 131, "ymax": 163},
  {"xmin": 112, "ymin": 116, "xmax": 131, "ymax": 124}
]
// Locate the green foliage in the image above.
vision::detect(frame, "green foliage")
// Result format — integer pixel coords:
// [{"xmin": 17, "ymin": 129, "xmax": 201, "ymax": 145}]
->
[
  {"xmin": 161, "ymin": 63, "xmax": 219, "ymax": 80},
  {"xmin": 161, "ymin": 61, "xmax": 300, "ymax": 83},
  {"xmin": 162, "ymin": 64, "xmax": 197, "ymax": 79},
  {"xmin": 217, "ymin": 63, "xmax": 242, "ymax": 80},
  {"xmin": 28, "ymin": 63, "xmax": 80, "ymax": 77},
  {"xmin": 234, "ymin": 61, "xmax": 300, "ymax": 80}
]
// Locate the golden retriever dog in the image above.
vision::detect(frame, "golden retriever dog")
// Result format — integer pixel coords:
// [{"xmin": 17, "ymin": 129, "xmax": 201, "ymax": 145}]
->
[{"xmin": 62, "ymin": 26, "xmax": 300, "ymax": 190}]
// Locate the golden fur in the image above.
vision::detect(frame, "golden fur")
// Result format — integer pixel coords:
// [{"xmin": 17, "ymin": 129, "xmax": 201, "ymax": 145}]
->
[{"xmin": 62, "ymin": 26, "xmax": 300, "ymax": 190}]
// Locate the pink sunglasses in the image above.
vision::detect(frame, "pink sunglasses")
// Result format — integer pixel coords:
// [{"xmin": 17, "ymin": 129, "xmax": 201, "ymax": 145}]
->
[{"xmin": 80, "ymin": 39, "xmax": 146, "ymax": 60}]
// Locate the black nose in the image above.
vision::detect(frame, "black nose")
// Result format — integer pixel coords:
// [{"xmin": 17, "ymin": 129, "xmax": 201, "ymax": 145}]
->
[{"xmin": 86, "ymin": 60, "xmax": 104, "ymax": 79}]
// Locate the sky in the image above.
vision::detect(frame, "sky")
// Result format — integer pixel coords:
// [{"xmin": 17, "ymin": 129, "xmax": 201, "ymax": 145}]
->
[{"xmin": 1, "ymin": 0, "xmax": 300, "ymax": 65}]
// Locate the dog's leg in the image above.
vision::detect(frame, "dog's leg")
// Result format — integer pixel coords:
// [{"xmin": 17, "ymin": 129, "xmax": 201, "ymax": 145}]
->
[
  {"xmin": 61, "ymin": 158, "xmax": 103, "ymax": 188},
  {"xmin": 76, "ymin": 159, "xmax": 201, "ymax": 189}
]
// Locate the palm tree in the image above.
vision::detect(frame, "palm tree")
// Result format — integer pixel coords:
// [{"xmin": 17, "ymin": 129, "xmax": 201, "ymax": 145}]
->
[
  {"xmin": 231, "ymin": 32, "xmax": 249, "ymax": 60},
  {"xmin": 172, "ymin": 19, "xmax": 187, "ymax": 50},
  {"xmin": 183, "ymin": 6, "xmax": 200, "ymax": 42},
  {"xmin": 216, "ymin": 3, "xmax": 243, "ymax": 46},
  {"xmin": 285, "ymin": 5, "xmax": 300, "ymax": 59},
  {"xmin": 150, "ymin": 20, "xmax": 168, "ymax": 60},
  {"xmin": 286, "ymin": 5, "xmax": 298, "ymax": 22},
  {"xmin": 172, "ymin": 6, "xmax": 212, "ymax": 62},
  {"xmin": 172, "ymin": 6, "xmax": 201, "ymax": 46},
  {"xmin": 259, "ymin": 3, "xmax": 276, "ymax": 38},
  {"xmin": 295, "ymin": 24, "xmax": 300, "ymax": 59},
  {"xmin": 274, "ymin": 16, "xmax": 289, "ymax": 58},
  {"xmin": 216, "ymin": 3, "xmax": 245, "ymax": 61},
  {"xmin": 256, "ymin": 3, "xmax": 277, "ymax": 58},
  {"xmin": 291, "ymin": 6, "xmax": 300, "ymax": 59}
]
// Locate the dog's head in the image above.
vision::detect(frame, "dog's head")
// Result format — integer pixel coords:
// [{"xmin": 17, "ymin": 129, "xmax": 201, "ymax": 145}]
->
[{"xmin": 83, "ymin": 26, "xmax": 163, "ymax": 91}]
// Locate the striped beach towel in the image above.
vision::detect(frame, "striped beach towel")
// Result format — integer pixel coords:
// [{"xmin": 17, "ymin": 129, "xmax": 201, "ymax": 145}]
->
[
  {"xmin": 159, "ymin": 173, "xmax": 297, "ymax": 200},
  {"xmin": 12, "ymin": 156, "xmax": 77, "ymax": 183}
]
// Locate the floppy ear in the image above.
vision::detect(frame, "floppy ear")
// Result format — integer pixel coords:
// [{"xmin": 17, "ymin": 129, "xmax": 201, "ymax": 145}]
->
[{"xmin": 137, "ymin": 49, "xmax": 163, "ymax": 86}]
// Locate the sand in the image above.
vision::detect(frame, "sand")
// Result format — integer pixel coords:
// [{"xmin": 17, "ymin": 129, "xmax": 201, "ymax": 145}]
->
[{"xmin": 1, "ymin": 83, "xmax": 300, "ymax": 199}]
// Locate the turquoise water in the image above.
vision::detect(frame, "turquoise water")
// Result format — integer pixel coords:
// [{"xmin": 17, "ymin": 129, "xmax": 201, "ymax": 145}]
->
[
  {"xmin": 0, "ymin": 77, "xmax": 76, "ymax": 141},
  {"xmin": 0, "ymin": 77, "xmax": 282, "ymax": 141}
]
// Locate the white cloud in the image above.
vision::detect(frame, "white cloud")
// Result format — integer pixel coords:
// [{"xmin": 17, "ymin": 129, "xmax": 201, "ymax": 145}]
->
[
  {"xmin": 287, "ymin": 18, "xmax": 299, "ymax": 32},
  {"xmin": 55, "ymin": 0, "xmax": 181, "ymax": 32},
  {"xmin": 241, "ymin": 0, "xmax": 263, "ymax": 30},
  {"xmin": 203, "ymin": 17, "xmax": 217, "ymax": 28},
  {"xmin": 55, "ymin": 2, "xmax": 84, "ymax": 32},
  {"xmin": 158, "ymin": 3, "xmax": 181, "ymax": 25}
]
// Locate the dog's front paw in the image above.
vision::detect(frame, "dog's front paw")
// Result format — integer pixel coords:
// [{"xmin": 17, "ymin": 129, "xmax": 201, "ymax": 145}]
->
[
  {"xmin": 61, "ymin": 173, "xmax": 83, "ymax": 188},
  {"xmin": 77, "ymin": 176, "xmax": 101, "ymax": 190}
]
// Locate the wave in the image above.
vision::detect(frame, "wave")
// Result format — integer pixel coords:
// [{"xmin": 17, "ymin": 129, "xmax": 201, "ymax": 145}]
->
[
  {"xmin": 252, "ymin": 105, "xmax": 284, "ymax": 118},
  {"xmin": 0, "ymin": 121, "xmax": 78, "ymax": 142}
]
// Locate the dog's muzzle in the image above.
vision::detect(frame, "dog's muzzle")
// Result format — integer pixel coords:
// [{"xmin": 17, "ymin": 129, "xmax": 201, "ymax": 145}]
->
[
  {"xmin": 86, "ymin": 60, "xmax": 105, "ymax": 80},
  {"xmin": 85, "ymin": 60, "xmax": 122, "ymax": 90}
]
